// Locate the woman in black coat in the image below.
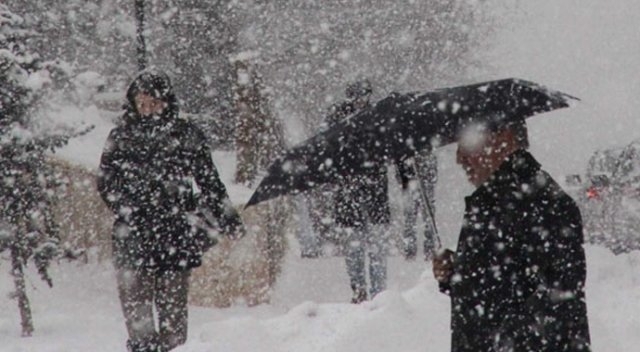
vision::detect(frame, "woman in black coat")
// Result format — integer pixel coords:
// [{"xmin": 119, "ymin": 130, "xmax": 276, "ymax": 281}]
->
[{"xmin": 98, "ymin": 70, "xmax": 242, "ymax": 352}]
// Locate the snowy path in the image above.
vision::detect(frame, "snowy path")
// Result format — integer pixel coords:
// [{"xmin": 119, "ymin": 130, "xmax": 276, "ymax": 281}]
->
[{"xmin": 2, "ymin": 246, "xmax": 639, "ymax": 351}]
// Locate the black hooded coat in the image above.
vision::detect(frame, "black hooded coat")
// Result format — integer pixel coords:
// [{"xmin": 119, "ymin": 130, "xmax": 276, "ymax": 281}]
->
[
  {"xmin": 97, "ymin": 72, "xmax": 241, "ymax": 271},
  {"xmin": 440, "ymin": 150, "xmax": 590, "ymax": 352}
]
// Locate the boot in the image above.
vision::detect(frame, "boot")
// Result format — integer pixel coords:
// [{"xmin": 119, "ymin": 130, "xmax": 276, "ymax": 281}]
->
[
  {"xmin": 127, "ymin": 335, "xmax": 165, "ymax": 352},
  {"xmin": 351, "ymin": 287, "xmax": 367, "ymax": 304}
]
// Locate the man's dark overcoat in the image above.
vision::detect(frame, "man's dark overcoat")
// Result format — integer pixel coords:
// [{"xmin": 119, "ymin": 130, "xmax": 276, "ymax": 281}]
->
[{"xmin": 441, "ymin": 150, "xmax": 590, "ymax": 352}]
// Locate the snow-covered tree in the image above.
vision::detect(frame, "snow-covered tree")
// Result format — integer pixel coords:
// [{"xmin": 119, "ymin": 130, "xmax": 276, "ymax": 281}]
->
[
  {"xmin": 232, "ymin": 54, "xmax": 285, "ymax": 186},
  {"xmin": 5, "ymin": 0, "xmax": 136, "ymax": 91},
  {"xmin": 234, "ymin": 0, "xmax": 496, "ymax": 137},
  {"xmin": 230, "ymin": 55, "xmax": 290, "ymax": 282},
  {"xmin": 0, "ymin": 5, "xmax": 88, "ymax": 337},
  {"xmin": 143, "ymin": 0, "xmax": 240, "ymax": 147}
]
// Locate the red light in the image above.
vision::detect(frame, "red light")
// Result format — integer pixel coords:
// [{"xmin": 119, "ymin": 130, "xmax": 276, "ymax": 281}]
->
[{"xmin": 586, "ymin": 187, "xmax": 600, "ymax": 200}]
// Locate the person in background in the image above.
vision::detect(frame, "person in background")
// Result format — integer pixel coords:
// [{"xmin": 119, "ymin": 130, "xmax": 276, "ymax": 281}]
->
[
  {"xmin": 396, "ymin": 149, "xmax": 438, "ymax": 261},
  {"xmin": 325, "ymin": 79, "xmax": 394, "ymax": 303},
  {"xmin": 97, "ymin": 70, "xmax": 243, "ymax": 352},
  {"xmin": 432, "ymin": 118, "xmax": 591, "ymax": 352}
]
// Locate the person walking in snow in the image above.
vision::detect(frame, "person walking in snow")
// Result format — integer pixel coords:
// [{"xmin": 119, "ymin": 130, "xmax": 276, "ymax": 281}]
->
[
  {"xmin": 97, "ymin": 70, "xmax": 243, "ymax": 352},
  {"xmin": 325, "ymin": 79, "xmax": 394, "ymax": 304},
  {"xmin": 396, "ymin": 149, "xmax": 438, "ymax": 261},
  {"xmin": 432, "ymin": 118, "xmax": 591, "ymax": 351}
]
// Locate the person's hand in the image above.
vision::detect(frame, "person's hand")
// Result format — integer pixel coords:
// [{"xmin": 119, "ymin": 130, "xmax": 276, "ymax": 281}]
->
[{"xmin": 432, "ymin": 248, "xmax": 455, "ymax": 284}]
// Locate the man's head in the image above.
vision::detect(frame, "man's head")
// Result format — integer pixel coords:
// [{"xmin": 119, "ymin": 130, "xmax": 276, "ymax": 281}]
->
[
  {"xmin": 345, "ymin": 79, "xmax": 372, "ymax": 109},
  {"xmin": 456, "ymin": 119, "xmax": 529, "ymax": 187}
]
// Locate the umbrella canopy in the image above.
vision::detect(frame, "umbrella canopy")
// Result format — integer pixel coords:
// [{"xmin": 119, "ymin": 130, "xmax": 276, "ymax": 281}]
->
[{"xmin": 246, "ymin": 78, "xmax": 577, "ymax": 208}]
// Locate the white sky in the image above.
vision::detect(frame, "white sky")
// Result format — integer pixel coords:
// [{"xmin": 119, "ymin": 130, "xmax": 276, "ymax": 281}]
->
[{"xmin": 483, "ymin": 0, "xmax": 640, "ymax": 176}]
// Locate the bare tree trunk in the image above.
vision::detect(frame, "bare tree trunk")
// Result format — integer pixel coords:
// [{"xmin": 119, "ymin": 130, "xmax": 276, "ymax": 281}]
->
[
  {"xmin": 264, "ymin": 202, "xmax": 289, "ymax": 286},
  {"xmin": 11, "ymin": 245, "xmax": 34, "ymax": 337},
  {"xmin": 135, "ymin": 0, "xmax": 147, "ymax": 71}
]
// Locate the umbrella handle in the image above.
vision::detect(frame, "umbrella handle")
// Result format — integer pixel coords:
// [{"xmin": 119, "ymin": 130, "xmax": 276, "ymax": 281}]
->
[
  {"xmin": 419, "ymin": 186, "xmax": 442, "ymax": 250},
  {"xmin": 415, "ymin": 170, "xmax": 442, "ymax": 253}
]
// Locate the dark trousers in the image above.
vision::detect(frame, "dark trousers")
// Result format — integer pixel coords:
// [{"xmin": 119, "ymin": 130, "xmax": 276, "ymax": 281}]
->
[
  {"xmin": 402, "ymin": 188, "xmax": 436, "ymax": 258},
  {"xmin": 344, "ymin": 224, "xmax": 388, "ymax": 299},
  {"xmin": 116, "ymin": 268, "xmax": 190, "ymax": 352}
]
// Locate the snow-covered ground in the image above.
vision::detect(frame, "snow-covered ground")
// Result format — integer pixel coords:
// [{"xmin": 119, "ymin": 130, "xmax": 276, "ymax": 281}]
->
[
  {"xmin": 2, "ymin": 0, "xmax": 640, "ymax": 351},
  {"xmin": 2, "ymin": 136, "xmax": 639, "ymax": 352},
  {"xmin": 2, "ymin": 246, "xmax": 640, "ymax": 351}
]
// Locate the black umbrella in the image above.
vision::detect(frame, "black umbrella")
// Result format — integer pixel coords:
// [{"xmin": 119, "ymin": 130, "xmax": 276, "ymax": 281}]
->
[{"xmin": 246, "ymin": 78, "xmax": 577, "ymax": 208}]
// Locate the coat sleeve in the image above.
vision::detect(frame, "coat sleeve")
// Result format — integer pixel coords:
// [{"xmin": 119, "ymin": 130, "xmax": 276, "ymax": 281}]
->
[
  {"xmin": 438, "ymin": 278, "xmax": 452, "ymax": 295},
  {"xmin": 97, "ymin": 129, "xmax": 136, "ymax": 215},
  {"xmin": 191, "ymin": 133, "xmax": 244, "ymax": 239}
]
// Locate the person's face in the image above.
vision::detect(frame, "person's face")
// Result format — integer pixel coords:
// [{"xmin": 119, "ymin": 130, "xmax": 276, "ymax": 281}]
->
[
  {"xmin": 134, "ymin": 92, "xmax": 167, "ymax": 117},
  {"xmin": 456, "ymin": 126, "xmax": 516, "ymax": 187},
  {"xmin": 353, "ymin": 96, "xmax": 369, "ymax": 110}
]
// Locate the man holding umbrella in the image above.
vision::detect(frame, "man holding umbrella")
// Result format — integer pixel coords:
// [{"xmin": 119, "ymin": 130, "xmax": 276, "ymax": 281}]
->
[
  {"xmin": 433, "ymin": 117, "xmax": 591, "ymax": 351},
  {"xmin": 244, "ymin": 78, "xmax": 591, "ymax": 337}
]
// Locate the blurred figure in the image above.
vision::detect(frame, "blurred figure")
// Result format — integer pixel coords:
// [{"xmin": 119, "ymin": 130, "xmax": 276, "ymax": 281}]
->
[
  {"xmin": 396, "ymin": 149, "xmax": 438, "ymax": 261},
  {"xmin": 295, "ymin": 195, "xmax": 324, "ymax": 258},
  {"xmin": 324, "ymin": 79, "xmax": 393, "ymax": 303},
  {"xmin": 97, "ymin": 70, "xmax": 242, "ymax": 352},
  {"xmin": 326, "ymin": 79, "xmax": 373, "ymax": 126}
]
